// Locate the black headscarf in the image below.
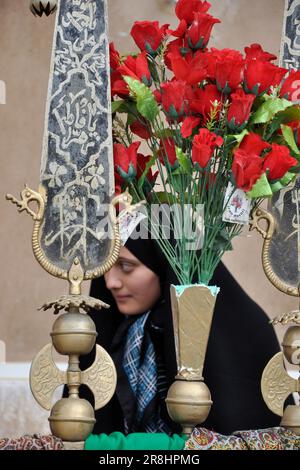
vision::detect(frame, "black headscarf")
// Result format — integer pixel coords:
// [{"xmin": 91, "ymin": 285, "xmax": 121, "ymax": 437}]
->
[{"xmin": 79, "ymin": 235, "xmax": 281, "ymax": 435}]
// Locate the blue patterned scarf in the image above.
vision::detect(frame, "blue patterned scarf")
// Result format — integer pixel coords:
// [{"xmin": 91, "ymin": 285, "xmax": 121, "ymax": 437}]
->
[{"xmin": 122, "ymin": 311, "xmax": 169, "ymax": 433}]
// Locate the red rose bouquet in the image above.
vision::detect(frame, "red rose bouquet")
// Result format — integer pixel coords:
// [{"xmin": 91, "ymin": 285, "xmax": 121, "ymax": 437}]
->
[{"xmin": 110, "ymin": 0, "xmax": 300, "ymax": 285}]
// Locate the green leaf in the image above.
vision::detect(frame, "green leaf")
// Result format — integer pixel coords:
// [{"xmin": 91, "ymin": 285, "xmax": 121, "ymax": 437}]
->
[
  {"xmin": 270, "ymin": 171, "xmax": 296, "ymax": 193},
  {"xmin": 251, "ymin": 97, "xmax": 293, "ymax": 124},
  {"xmin": 111, "ymin": 100, "xmax": 125, "ymax": 114},
  {"xmin": 246, "ymin": 173, "xmax": 273, "ymax": 198},
  {"xmin": 175, "ymin": 147, "xmax": 192, "ymax": 174},
  {"xmin": 281, "ymin": 125, "xmax": 300, "ymax": 155},
  {"xmin": 124, "ymin": 76, "xmax": 159, "ymax": 122},
  {"xmin": 152, "ymin": 191, "xmax": 177, "ymax": 204},
  {"xmin": 232, "ymin": 129, "xmax": 249, "ymax": 145},
  {"xmin": 277, "ymin": 105, "xmax": 300, "ymax": 124},
  {"xmin": 154, "ymin": 128, "xmax": 173, "ymax": 139}
]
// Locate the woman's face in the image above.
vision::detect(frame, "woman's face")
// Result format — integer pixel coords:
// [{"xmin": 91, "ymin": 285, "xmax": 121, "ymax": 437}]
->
[{"xmin": 104, "ymin": 246, "xmax": 161, "ymax": 315}]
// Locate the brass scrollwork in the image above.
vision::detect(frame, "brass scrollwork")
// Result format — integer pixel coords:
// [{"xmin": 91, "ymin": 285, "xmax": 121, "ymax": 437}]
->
[{"xmin": 250, "ymin": 208, "xmax": 299, "ymax": 296}]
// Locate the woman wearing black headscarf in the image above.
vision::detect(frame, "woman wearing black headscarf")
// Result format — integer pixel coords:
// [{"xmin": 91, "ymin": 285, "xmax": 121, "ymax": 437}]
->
[{"xmin": 79, "ymin": 234, "xmax": 280, "ymax": 436}]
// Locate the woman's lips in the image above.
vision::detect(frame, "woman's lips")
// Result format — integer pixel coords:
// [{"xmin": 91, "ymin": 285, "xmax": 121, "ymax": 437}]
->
[{"xmin": 115, "ymin": 295, "xmax": 132, "ymax": 302}]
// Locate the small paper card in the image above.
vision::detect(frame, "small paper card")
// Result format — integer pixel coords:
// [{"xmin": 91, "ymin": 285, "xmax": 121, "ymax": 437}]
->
[
  {"xmin": 222, "ymin": 183, "xmax": 251, "ymax": 225},
  {"xmin": 119, "ymin": 209, "xmax": 148, "ymax": 246}
]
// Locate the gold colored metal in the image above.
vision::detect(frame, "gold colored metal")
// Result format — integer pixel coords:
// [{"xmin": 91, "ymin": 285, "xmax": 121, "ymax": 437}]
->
[
  {"xmin": 82, "ymin": 344, "xmax": 117, "ymax": 410},
  {"xmin": 253, "ymin": 207, "xmax": 300, "ymax": 435},
  {"xmin": 51, "ymin": 311, "xmax": 97, "ymax": 356},
  {"xmin": 167, "ymin": 284, "xmax": 216, "ymax": 432},
  {"xmin": 250, "ymin": 208, "xmax": 299, "ymax": 296},
  {"xmin": 68, "ymin": 258, "xmax": 84, "ymax": 295},
  {"xmin": 166, "ymin": 380, "xmax": 212, "ymax": 435},
  {"xmin": 49, "ymin": 397, "xmax": 95, "ymax": 442},
  {"xmin": 170, "ymin": 284, "xmax": 217, "ymax": 380},
  {"xmin": 63, "ymin": 441, "xmax": 85, "ymax": 450},
  {"xmin": 30, "ymin": 343, "xmax": 66, "ymax": 410},
  {"xmin": 40, "ymin": 294, "xmax": 109, "ymax": 315},
  {"xmin": 6, "ymin": 187, "xmax": 143, "ymax": 284},
  {"xmin": 63, "ymin": 441, "xmax": 84, "ymax": 450},
  {"xmin": 261, "ymin": 352, "xmax": 298, "ymax": 416},
  {"xmin": 282, "ymin": 326, "xmax": 300, "ymax": 365},
  {"xmin": 6, "ymin": 185, "xmax": 124, "ymax": 282},
  {"xmin": 271, "ymin": 310, "xmax": 300, "ymax": 325},
  {"xmin": 30, "ymin": 0, "xmax": 57, "ymax": 17},
  {"xmin": 6, "ymin": 185, "xmax": 68, "ymax": 280},
  {"xmin": 280, "ymin": 405, "xmax": 300, "ymax": 435}
]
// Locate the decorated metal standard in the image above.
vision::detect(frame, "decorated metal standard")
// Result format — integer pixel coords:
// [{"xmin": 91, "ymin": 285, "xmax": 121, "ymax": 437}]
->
[
  {"xmin": 251, "ymin": 177, "xmax": 300, "ymax": 435},
  {"xmin": 6, "ymin": 0, "xmax": 137, "ymax": 443}
]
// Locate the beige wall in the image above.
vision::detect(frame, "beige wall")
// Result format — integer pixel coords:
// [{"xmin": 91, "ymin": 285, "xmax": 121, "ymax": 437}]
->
[{"xmin": 0, "ymin": 0, "xmax": 294, "ymax": 362}]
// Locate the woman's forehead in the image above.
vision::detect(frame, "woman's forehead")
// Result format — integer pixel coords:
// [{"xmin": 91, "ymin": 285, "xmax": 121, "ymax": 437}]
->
[{"xmin": 119, "ymin": 245, "xmax": 140, "ymax": 262}]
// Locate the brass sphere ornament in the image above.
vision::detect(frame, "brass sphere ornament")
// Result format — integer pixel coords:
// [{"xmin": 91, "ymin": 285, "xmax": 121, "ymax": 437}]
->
[
  {"xmin": 282, "ymin": 326, "xmax": 300, "ymax": 365},
  {"xmin": 51, "ymin": 312, "xmax": 97, "ymax": 356},
  {"xmin": 30, "ymin": 1, "xmax": 57, "ymax": 17},
  {"xmin": 166, "ymin": 379, "xmax": 212, "ymax": 435},
  {"xmin": 49, "ymin": 398, "xmax": 95, "ymax": 442}
]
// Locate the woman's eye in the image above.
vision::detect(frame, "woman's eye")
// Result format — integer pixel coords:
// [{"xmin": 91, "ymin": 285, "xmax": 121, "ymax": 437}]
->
[{"xmin": 120, "ymin": 262, "xmax": 134, "ymax": 273}]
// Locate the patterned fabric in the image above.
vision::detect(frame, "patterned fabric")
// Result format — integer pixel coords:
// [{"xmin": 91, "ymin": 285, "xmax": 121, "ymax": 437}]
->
[
  {"xmin": 184, "ymin": 427, "xmax": 300, "ymax": 450},
  {"xmin": 0, "ymin": 434, "xmax": 64, "ymax": 450},
  {"xmin": 122, "ymin": 312, "xmax": 167, "ymax": 433}
]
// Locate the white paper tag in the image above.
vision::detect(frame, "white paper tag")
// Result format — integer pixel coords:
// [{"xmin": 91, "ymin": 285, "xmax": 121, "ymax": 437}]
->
[
  {"xmin": 119, "ymin": 209, "xmax": 148, "ymax": 246},
  {"xmin": 222, "ymin": 183, "xmax": 251, "ymax": 225}
]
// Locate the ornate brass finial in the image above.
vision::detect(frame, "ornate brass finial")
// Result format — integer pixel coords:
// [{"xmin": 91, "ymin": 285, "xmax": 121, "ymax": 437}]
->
[{"xmin": 30, "ymin": 1, "xmax": 57, "ymax": 17}]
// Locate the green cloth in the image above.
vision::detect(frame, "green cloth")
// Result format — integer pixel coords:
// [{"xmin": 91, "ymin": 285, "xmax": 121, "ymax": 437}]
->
[{"xmin": 84, "ymin": 432, "xmax": 187, "ymax": 451}]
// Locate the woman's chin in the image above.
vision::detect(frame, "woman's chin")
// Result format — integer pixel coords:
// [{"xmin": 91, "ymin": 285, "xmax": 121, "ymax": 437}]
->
[{"xmin": 117, "ymin": 301, "xmax": 143, "ymax": 316}]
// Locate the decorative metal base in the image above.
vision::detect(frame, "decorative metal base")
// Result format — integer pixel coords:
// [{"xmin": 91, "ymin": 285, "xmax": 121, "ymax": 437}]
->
[
  {"xmin": 281, "ymin": 405, "xmax": 300, "ymax": 436},
  {"xmin": 166, "ymin": 379, "xmax": 212, "ymax": 435}
]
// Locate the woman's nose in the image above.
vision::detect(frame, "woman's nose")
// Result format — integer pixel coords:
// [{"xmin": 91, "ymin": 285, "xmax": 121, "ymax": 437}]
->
[{"xmin": 104, "ymin": 268, "xmax": 122, "ymax": 290}]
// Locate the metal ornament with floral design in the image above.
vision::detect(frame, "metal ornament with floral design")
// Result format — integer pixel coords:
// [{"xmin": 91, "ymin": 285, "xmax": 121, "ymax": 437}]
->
[
  {"xmin": 30, "ymin": 0, "xmax": 57, "ymax": 17},
  {"xmin": 250, "ymin": 176, "xmax": 300, "ymax": 436},
  {"xmin": 6, "ymin": 0, "xmax": 138, "ymax": 443}
]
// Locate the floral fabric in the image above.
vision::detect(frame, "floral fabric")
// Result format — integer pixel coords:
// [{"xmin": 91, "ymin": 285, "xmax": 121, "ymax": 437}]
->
[
  {"xmin": 0, "ymin": 434, "xmax": 64, "ymax": 450},
  {"xmin": 184, "ymin": 426, "xmax": 300, "ymax": 450}
]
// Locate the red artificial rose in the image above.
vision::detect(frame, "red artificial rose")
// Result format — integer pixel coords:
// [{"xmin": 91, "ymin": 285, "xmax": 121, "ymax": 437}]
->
[
  {"xmin": 118, "ymin": 52, "xmax": 151, "ymax": 85},
  {"xmin": 214, "ymin": 49, "xmax": 245, "ymax": 92},
  {"xmin": 160, "ymin": 80, "xmax": 187, "ymax": 120},
  {"xmin": 192, "ymin": 128, "xmax": 223, "ymax": 167},
  {"xmin": 109, "ymin": 42, "xmax": 121, "ymax": 71},
  {"xmin": 186, "ymin": 12, "xmax": 221, "ymax": 50},
  {"xmin": 111, "ymin": 70, "xmax": 130, "ymax": 98},
  {"xmin": 280, "ymin": 70, "xmax": 300, "ymax": 102},
  {"xmin": 167, "ymin": 20, "xmax": 187, "ymax": 38},
  {"xmin": 158, "ymin": 138, "xmax": 177, "ymax": 166},
  {"xmin": 176, "ymin": 0, "xmax": 211, "ymax": 25},
  {"xmin": 114, "ymin": 142, "xmax": 140, "ymax": 183},
  {"xmin": 130, "ymin": 119, "xmax": 151, "ymax": 140},
  {"xmin": 244, "ymin": 60, "xmax": 287, "ymax": 94},
  {"xmin": 232, "ymin": 149, "xmax": 264, "ymax": 191},
  {"xmin": 137, "ymin": 154, "xmax": 158, "ymax": 184},
  {"xmin": 168, "ymin": 51, "xmax": 207, "ymax": 85},
  {"xmin": 227, "ymin": 89, "xmax": 255, "ymax": 127},
  {"xmin": 244, "ymin": 43, "xmax": 277, "ymax": 62},
  {"xmin": 239, "ymin": 133, "xmax": 271, "ymax": 156},
  {"xmin": 130, "ymin": 21, "xmax": 169, "ymax": 54},
  {"xmin": 263, "ymin": 143, "xmax": 298, "ymax": 180},
  {"xmin": 190, "ymin": 84, "xmax": 223, "ymax": 121},
  {"xmin": 181, "ymin": 116, "xmax": 201, "ymax": 138}
]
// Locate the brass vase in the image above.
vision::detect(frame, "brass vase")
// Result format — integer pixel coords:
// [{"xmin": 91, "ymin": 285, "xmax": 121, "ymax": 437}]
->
[{"xmin": 166, "ymin": 284, "xmax": 219, "ymax": 435}]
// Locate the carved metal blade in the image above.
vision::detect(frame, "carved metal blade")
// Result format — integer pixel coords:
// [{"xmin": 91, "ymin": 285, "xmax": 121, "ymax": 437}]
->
[
  {"xmin": 30, "ymin": 343, "xmax": 66, "ymax": 410},
  {"xmin": 40, "ymin": 0, "xmax": 114, "ymax": 273},
  {"xmin": 82, "ymin": 344, "xmax": 117, "ymax": 410},
  {"xmin": 261, "ymin": 352, "xmax": 297, "ymax": 416}
]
